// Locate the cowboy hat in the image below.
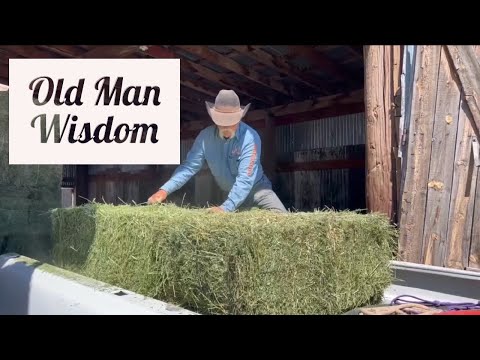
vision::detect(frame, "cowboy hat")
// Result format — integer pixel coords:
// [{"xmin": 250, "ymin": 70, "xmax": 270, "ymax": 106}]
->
[{"xmin": 205, "ymin": 89, "xmax": 251, "ymax": 126}]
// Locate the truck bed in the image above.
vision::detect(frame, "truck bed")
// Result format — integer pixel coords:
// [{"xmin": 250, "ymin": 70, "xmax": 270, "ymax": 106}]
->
[{"xmin": 1, "ymin": 253, "xmax": 478, "ymax": 315}]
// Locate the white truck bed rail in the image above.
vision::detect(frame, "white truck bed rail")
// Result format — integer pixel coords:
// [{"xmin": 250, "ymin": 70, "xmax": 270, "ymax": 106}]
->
[{"xmin": 0, "ymin": 253, "xmax": 197, "ymax": 315}]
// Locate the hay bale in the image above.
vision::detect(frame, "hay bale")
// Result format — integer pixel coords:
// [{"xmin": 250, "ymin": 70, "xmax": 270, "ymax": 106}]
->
[{"xmin": 50, "ymin": 203, "xmax": 397, "ymax": 314}]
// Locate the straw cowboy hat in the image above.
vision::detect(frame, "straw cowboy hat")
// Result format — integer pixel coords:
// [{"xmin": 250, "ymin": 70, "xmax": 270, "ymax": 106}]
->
[{"xmin": 205, "ymin": 90, "xmax": 251, "ymax": 126}]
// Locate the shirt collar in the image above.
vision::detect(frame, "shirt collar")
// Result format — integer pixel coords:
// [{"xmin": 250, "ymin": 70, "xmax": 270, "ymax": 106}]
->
[{"xmin": 216, "ymin": 122, "xmax": 243, "ymax": 140}]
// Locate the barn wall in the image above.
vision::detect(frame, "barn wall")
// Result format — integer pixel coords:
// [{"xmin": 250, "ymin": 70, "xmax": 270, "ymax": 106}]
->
[
  {"xmin": 398, "ymin": 45, "xmax": 480, "ymax": 270},
  {"xmin": 83, "ymin": 112, "xmax": 366, "ymax": 212},
  {"xmin": 0, "ymin": 92, "xmax": 63, "ymax": 261}
]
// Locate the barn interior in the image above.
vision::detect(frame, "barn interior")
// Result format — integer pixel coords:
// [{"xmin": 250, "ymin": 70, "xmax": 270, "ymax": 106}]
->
[{"xmin": 0, "ymin": 45, "xmax": 366, "ymax": 212}]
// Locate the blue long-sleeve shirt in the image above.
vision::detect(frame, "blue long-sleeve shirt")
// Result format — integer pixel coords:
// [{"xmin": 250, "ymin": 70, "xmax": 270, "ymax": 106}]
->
[{"xmin": 160, "ymin": 122, "xmax": 271, "ymax": 212}]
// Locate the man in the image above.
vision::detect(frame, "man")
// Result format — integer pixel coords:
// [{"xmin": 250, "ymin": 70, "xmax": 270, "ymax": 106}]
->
[{"xmin": 147, "ymin": 89, "xmax": 287, "ymax": 213}]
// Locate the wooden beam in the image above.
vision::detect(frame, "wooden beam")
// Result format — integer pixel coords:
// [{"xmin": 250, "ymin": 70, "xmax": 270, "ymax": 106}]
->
[
  {"xmin": 140, "ymin": 46, "xmax": 274, "ymax": 105},
  {"xmin": 364, "ymin": 46, "xmax": 399, "ymax": 222},
  {"xmin": 181, "ymin": 101, "xmax": 364, "ymax": 140},
  {"xmin": 445, "ymin": 46, "xmax": 480, "ymax": 139},
  {"xmin": 37, "ymin": 45, "xmax": 84, "ymax": 57},
  {"xmin": 181, "ymin": 77, "xmax": 218, "ymax": 98},
  {"xmin": 80, "ymin": 45, "xmax": 139, "ymax": 58},
  {"xmin": 139, "ymin": 45, "xmax": 176, "ymax": 58},
  {"xmin": 181, "ymin": 58, "xmax": 275, "ymax": 105},
  {"xmin": 287, "ymin": 45, "xmax": 353, "ymax": 85},
  {"xmin": 181, "ymin": 90, "xmax": 365, "ymax": 137},
  {"xmin": 247, "ymin": 89, "xmax": 364, "ymax": 122},
  {"xmin": 230, "ymin": 45, "xmax": 329, "ymax": 94},
  {"xmin": 175, "ymin": 45, "xmax": 296, "ymax": 98},
  {"xmin": 181, "ymin": 99, "xmax": 205, "ymax": 114},
  {"xmin": 0, "ymin": 45, "xmax": 61, "ymax": 58}
]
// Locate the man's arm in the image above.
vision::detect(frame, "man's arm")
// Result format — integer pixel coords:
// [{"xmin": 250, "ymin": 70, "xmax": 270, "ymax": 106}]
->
[
  {"xmin": 159, "ymin": 131, "xmax": 205, "ymax": 195},
  {"xmin": 220, "ymin": 134, "xmax": 261, "ymax": 212}
]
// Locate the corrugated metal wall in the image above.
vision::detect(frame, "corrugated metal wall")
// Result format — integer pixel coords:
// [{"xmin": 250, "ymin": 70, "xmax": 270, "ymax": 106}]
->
[
  {"xmin": 276, "ymin": 113, "xmax": 365, "ymax": 154},
  {"xmin": 275, "ymin": 113, "xmax": 365, "ymax": 211}
]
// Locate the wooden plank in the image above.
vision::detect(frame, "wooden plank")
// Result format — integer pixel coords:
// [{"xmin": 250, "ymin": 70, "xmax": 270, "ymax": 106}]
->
[
  {"xmin": 445, "ymin": 98, "xmax": 477, "ymax": 268},
  {"xmin": 230, "ymin": 45, "xmax": 329, "ymax": 94},
  {"xmin": 124, "ymin": 180, "xmax": 140, "ymax": 204},
  {"xmin": 398, "ymin": 46, "xmax": 442, "ymax": 263},
  {"xmin": 175, "ymin": 45, "xmax": 295, "ymax": 98},
  {"xmin": 181, "ymin": 59, "xmax": 274, "ymax": 105},
  {"xmin": 445, "ymin": 46, "xmax": 480, "ymax": 139},
  {"xmin": 364, "ymin": 46, "xmax": 396, "ymax": 221},
  {"xmin": 80, "ymin": 45, "xmax": 139, "ymax": 58},
  {"xmin": 287, "ymin": 45, "xmax": 353, "ymax": 85},
  {"xmin": 37, "ymin": 45, "xmax": 84, "ymax": 58},
  {"xmin": 469, "ymin": 166, "xmax": 480, "ymax": 268},
  {"xmin": 104, "ymin": 181, "xmax": 116, "ymax": 204},
  {"xmin": 422, "ymin": 47, "xmax": 462, "ymax": 266},
  {"xmin": 0, "ymin": 45, "xmax": 61, "ymax": 58},
  {"xmin": 180, "ymin": 78, "xmax": 218, "ymax": 98}
]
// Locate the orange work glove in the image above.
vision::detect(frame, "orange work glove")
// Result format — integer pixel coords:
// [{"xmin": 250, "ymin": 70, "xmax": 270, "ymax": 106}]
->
[
  {"xmin": 207, "ymin": 206, "xmax": 225, "ymax": 213},
  {"xmin": 147, "ymin": 189, "xmax": 168, "ymax": 204}
]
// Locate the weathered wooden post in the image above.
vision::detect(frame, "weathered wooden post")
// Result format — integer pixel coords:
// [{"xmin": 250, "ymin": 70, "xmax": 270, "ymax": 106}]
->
[{"xmin": 363, "ymin": 46, "xmax": 402, "ymax": 222}]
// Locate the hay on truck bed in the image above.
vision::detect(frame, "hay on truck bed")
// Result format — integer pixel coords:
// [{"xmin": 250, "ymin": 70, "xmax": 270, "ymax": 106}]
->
[{"xmin": 50, "ymin": 203, "xmax": 397, "ymax": 315}]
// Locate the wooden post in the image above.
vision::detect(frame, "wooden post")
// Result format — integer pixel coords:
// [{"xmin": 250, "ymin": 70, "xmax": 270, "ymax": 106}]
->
[{"xmin": 363, "ymin": 46, "xmax": 402, "ymax": 222}]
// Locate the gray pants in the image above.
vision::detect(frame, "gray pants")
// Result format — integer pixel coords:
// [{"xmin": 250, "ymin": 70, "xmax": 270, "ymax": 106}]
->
[{"xmin": 239, "ymin": 188, "xmax": 288, "ymax": 213}]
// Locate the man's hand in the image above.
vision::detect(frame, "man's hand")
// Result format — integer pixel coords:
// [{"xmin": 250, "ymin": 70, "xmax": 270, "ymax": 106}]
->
[
  {"xmin": 147, "ymin": 189, "xmax": 168, "ymax": 204},
  {"xmin": 207, "ymin": 206, "xmax": 225, "ymax": 213}
]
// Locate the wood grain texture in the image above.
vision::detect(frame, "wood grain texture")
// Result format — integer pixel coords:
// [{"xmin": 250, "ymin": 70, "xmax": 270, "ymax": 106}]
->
[
  {"xmin": 364, "ymin": 46, "xmax": 400, "ymax": 221},
  {"xmin": 422, "ymin": 47, "xmax": 462, "ymax": 266},
  {"xmin": 398, "ymin": 46, "xmax": 441, "ymax": 263},
  {"xmin": 445, "ymin": 98, "xmax": 477, "ymax": 269}
]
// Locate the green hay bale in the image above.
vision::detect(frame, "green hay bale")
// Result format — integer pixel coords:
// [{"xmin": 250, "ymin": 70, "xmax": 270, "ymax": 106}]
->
[{"xmin": 50, "ymin": 203, "xmax": 397, "ymax": 314}]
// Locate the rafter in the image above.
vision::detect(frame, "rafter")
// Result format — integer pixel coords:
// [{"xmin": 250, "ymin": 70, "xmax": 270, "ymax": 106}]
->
[
  {"xmin": 230, "ymin": 45, "xmax": 329, "ymax": 94},
  {"xmin": 182, "ymin": 59, "xmax": 275, "ymax": 105},
  {"xmin": 175, "ymin": 45, "xmax": 299, "ymax": 99},
  {"xmin": 181, "ymin": 77, "xmax": 218, "ymax": 98},
  {"xmin": 181, "ymin": 99, "xmax": 205, "ymax": 114},
  {"xmin": 287, "ymin": 45, "xmax": 354, "ymax": 86},
  {"xmin": 0, "ymin": 45, "xmax": 61, "ymax": 58},
  {"xmin": 38, "ymin": 45, "xmax": 84, "ymax": 58},
  {"xmin": 80, "ymin": 45, "xmax": 139, "ymax": 58}
]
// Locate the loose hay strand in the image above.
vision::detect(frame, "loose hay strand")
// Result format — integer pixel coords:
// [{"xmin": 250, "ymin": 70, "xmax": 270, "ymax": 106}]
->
[{"xmin": 50, "ymin": 203, "xmax": 397, "ymax": 315}]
